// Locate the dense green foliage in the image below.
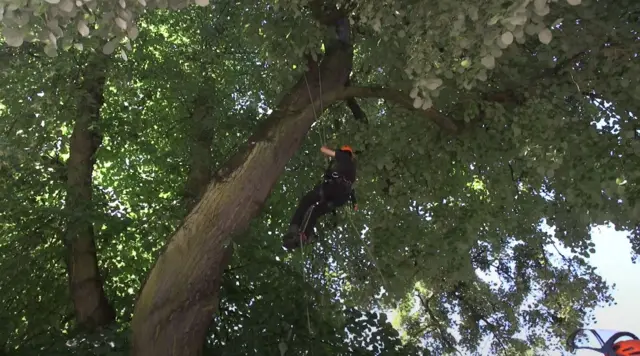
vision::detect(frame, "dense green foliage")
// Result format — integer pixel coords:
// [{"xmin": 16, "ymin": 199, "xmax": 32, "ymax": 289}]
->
[{"xmin": 1, "ymin": 0, "xmax": 639, "ymax": 354}]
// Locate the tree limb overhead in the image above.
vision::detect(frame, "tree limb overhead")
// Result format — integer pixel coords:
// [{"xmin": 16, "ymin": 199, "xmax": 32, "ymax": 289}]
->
[{"xmin": 334, "ymin": 86, "xmax": 460, "ymax": 134}]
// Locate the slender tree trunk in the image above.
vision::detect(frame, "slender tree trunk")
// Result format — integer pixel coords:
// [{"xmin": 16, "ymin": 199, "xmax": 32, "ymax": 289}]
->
[
  {"xmin": 131, "ymin": 33, "xmax": 353, "ymax": 355},
  {"xmin": 183, "ymin": 94, "xmax": 216, "ymax": 211},
  {"xmin": 64, "ymin": 54, "xmax": 115, "ymax": 330}
]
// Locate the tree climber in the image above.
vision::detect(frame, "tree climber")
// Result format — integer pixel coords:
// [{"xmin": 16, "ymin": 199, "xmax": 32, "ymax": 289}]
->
[{"xmin": 283, "ymin": 145, "xmax": 358, "ymax": 250}]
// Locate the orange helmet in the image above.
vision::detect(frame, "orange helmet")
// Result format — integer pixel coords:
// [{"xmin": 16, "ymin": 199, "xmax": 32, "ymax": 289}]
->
[
  {"xmin": 613, "ymin": 340, "xmax": 640, "ymax": 356},
  {"xmin": 340, "ymin": 145, "xmax": 353, "ymax": 154}
]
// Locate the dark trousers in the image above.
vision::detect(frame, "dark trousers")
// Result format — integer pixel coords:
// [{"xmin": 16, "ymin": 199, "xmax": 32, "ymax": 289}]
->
[{"xmin": 290, "ymin": 180, "xmax": 350, "ymax": 236}]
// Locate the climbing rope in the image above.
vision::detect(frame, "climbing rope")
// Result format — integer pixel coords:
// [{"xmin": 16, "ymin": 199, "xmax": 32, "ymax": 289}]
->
[
  {"xmin": 298, "ymin": 233, "xmax": 313, "ymax": 339},
  {"xmin": 294, "ymin": 203, "xmax": 315, "ymax": 335},
  {"xmin": 302, "ymin": 74, "xmax": 327, "ymax": 146},
  {"xmin": 294, "ymin": 67, "xmax": 327, "ymax": 351},
  {"xmin": 302, "ymin": 67, "xmax": 330, "ymax": 173},
  {"xmin": 297, "ymin": 67, "xmax": 389, "ymax": 343},
  {"xmin": 345, "ymin": 210, "xmax": 389, "ymax": 292},
  {"xmin": 317, "ymin": 66, "xmax": 328, "ymax": 152}
]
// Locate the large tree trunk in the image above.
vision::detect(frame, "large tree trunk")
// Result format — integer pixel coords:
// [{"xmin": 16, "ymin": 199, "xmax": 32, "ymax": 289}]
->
[
  {"xmin": 64, "ymin": 54, "xmax": 116, "ymax": 330},
  {"xmin": 182, "ymin": 93, "xmax": 235, "ymax": 318},
  {"xmin": 131, "ymin": 31, "xmax": 354, "ymax": 355}
]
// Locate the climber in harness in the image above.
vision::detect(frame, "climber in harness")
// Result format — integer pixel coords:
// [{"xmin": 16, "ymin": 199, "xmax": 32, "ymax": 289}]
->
[{"xmin": 283, "ymin": 145, "xmax": 357, "ymax": 250}]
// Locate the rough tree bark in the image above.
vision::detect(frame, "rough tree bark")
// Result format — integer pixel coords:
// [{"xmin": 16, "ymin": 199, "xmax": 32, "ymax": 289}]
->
[
  {"xmin": 64, "ymin": 54, "xmax": 116, "ymax": 330},
  {"xmin": 182, "ymin": 93, "xmax": 235, "ymax": 317},
  {"xmin": 131, "ymin": 13, "xmax": 355, "ymax": 355}
]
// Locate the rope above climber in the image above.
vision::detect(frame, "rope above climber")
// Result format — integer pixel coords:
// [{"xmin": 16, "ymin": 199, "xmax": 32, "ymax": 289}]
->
[{"xmin": 283, "ymin": 145, "xmax": 357, "ymax": 250}]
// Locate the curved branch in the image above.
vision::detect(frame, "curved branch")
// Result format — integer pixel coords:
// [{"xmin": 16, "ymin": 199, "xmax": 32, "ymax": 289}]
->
[
  {"xmin": 417, "ymin": 293, "xmax": 460, "ymax": 354},
  {"xmin": 451, "ymin": 283, "xmax": 509, "ymax": 353},
  {"xmin": 331, "ymin": 86, "xmax": 460, "ymax": 134}
]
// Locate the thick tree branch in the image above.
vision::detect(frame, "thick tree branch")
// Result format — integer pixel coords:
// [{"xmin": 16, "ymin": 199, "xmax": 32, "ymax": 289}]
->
[
  {"xmin": 333, "ymin": 86, "xmax": 460, "ymax": 134},
  {"xmin": 450, "ymin": 282, "xmax": 509, "ymax": 353},
  {"xmin": 344, "ymin": 78, "xmax": 367, "ymax": 123},
  {"xmin": 483, "ymin": 49, "xmax": 588, "ymax": 105},
  {"xmin": 416, "ymin": 293, "xmax": 460, "ymax": 354},
  {"xmin": 64, "ymin": 53, "xmax": 115, "ymax": 330},
  {"xmin": 0, "ymin": 42, "xmax": 42, "ymax": 61},
  {"xmin": 484, "ymin": 41, "xmax": 633, "ymax": 107},
  {"xmin": 308, "ymin": 0, "xmax": 347, "ymax": 26}
]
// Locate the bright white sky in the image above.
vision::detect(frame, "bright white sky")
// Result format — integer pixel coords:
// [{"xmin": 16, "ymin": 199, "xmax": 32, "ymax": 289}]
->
[
  {"xmin": 585, "ymin": 225, "xmax": 639, "ymax": 332},
  {"xmin": 386, "ymin": 224, "xmax": 639, "ymax": 355},
  {"xmin": 537, "ymin": 224, "xmax": 639, "ymax": 356},
  {"xmin": 497, "ymin": 224, "xmax": 638, "ymax": 356},
  {"xmin": 566, "ymin": 225, "xmax": 640, "ymax": 356}
]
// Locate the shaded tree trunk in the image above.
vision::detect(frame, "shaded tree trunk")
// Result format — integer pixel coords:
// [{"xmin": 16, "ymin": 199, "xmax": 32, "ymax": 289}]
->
[
  {"xmin": 182, "ymin": 93, "xmax": 235, "ymax": 321},
  {"xmin": 64, "ymin": 54, "xmax": 115, "ymax": 330},
  {"xmin": 131, "ymin": 24, "xmax": 354, "ymax": 355},
  {"xmin": 183, "ymin": 94, "xmax": 217, "ymax": 211}
]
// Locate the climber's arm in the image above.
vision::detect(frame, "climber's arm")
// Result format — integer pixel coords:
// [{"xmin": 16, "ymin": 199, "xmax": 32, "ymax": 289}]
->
[{"xmin": 320, "ymin": 146, "xmax": 336, "ymax": 157}]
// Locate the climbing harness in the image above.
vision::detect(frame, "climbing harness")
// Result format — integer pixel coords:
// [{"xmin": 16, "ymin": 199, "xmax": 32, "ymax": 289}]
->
[
  {"xmin": 281, "ymin": 59, "xmax": 382, "ymax": 356},
  {"xmin": 324, "ymin": 168, "xmax": 353, "ymax": 185}
]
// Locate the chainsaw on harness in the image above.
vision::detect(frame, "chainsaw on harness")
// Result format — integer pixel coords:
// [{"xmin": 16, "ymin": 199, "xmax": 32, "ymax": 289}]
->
[{"xmin": 567, "ymin": 328, "xmax": 640, "ymax": 356}]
